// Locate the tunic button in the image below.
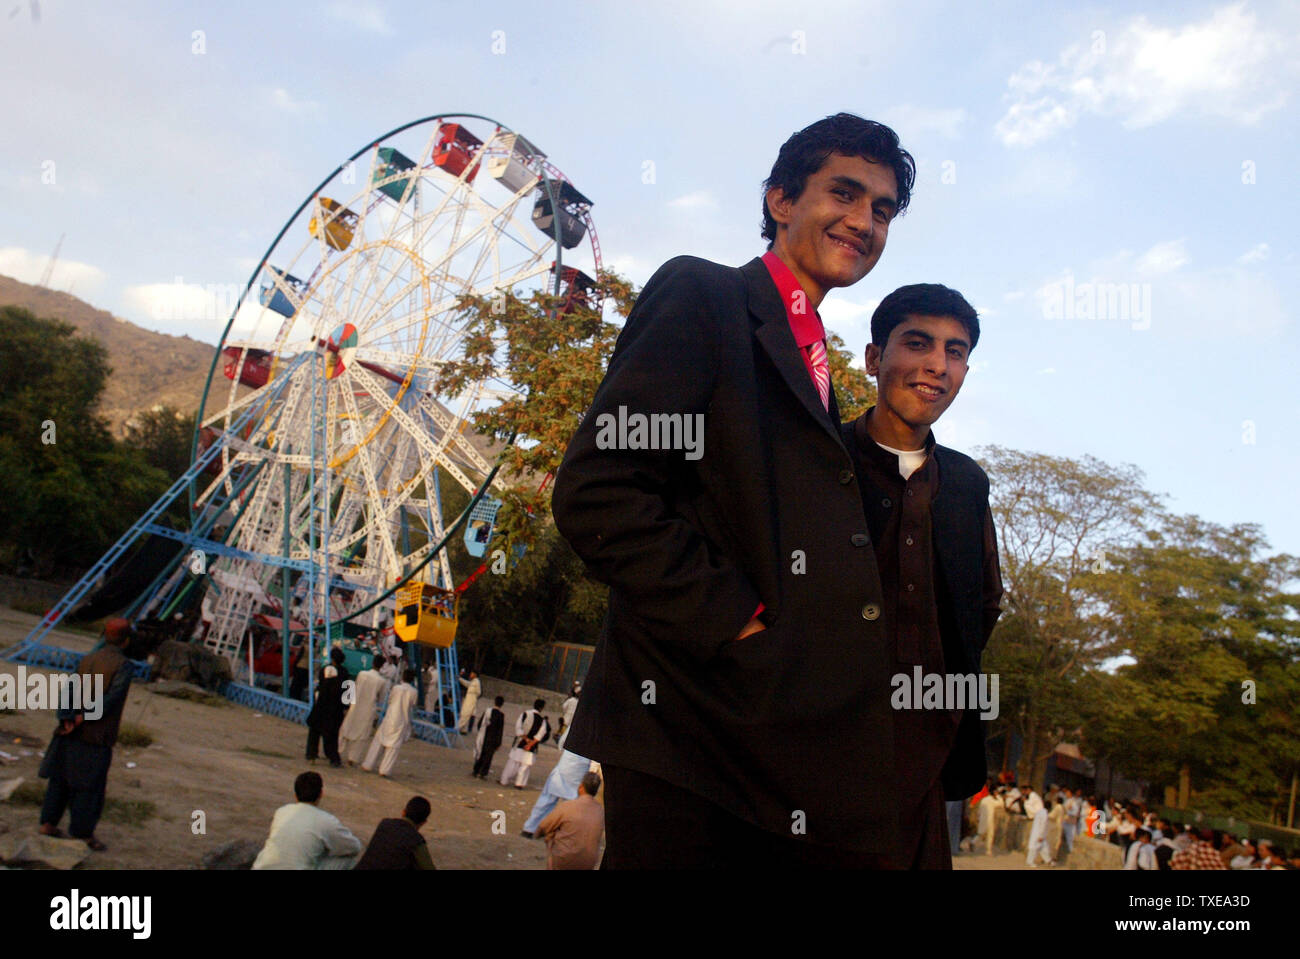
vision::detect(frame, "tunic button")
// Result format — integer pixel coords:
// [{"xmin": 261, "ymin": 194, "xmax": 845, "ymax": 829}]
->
[
  {"xmin": 861, "ymin": 604, "xmax": 880, "ymax": 621},
  {"xmin": 906, "ymin": 489, "xmax": 914, "ymax": 497},
  {"xmin": 906, "ymin": 583, "xmax": 915, "ymax": 592},
  {"xmin": 839, "ymin": 469, "xmax": 854, "ymax": 485},
  {"xmin": 851, "ymin": 533, "xmax": 869, "ymax": 547},
  {"xmin": 881, "ymin": 498, "xmax": 892, "ymax": 508},
  {"xmin": 905, "ymin": 536, "xmax": 914, "ymax": 546}
]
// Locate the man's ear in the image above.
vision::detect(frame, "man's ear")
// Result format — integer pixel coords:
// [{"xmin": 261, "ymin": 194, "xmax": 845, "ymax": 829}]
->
[
  {"xmin": 765, "ymin": 186, "xmax": 791, "ymax": 229},
  {"xmin": 864, "ymin": 342, "xmax": 882, "ymax": 376}
]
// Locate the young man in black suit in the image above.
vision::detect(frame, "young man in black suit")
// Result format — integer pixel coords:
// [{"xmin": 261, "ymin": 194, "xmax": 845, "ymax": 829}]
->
[{"xmin": 555, "ymin": 113, "xmax": 951, "ymax": 867}]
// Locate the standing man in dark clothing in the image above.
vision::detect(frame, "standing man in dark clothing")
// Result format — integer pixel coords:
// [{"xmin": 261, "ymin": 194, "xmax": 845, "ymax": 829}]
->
[
  {"xmin": 552, "ymin": 113, "xmax": 920, "ymax": 867},
  {"xmin": 840, "ymin": 282, "xmax": 1004, "ymax": 868},
  {"xmin": 289, "ymin": 637, "xmax": 309, "ymax": 701},
  {"xmin": 37, "ymin": 617, "xmax": 136, "ymax": 851},
  {"xmin": 306, "ymin": 646, "xmax": 350, "ymax": 767},
  {"xmin": 472, "ymin": 695, "xmax": 506, "ymax": 779},
  {"xmin": 354, "ymin": 796, "xmax": 436, "ymax": 870}
]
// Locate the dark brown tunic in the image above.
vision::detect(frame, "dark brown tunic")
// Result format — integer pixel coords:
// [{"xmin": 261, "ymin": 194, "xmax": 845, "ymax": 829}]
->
[{"xmin": 848, "ymin": 409, "xmax": 1005, "ymax": 867}]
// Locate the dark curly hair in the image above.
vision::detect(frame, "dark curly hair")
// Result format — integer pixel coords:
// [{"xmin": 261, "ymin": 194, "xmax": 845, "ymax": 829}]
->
[
  {"xmin": 762, "ymin": 113, "xmax": 915, "ymax": 248},
  {"xmin": 871, "ymin": 283, "xmax": 980, "ymax": 352}
]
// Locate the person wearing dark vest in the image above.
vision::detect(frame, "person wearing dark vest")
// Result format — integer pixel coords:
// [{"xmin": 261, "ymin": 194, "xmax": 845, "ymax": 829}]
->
[
  {"xmin": 37, "ymin": 617, "xmax": 136, "ymax": 851},
  {"xmin": 552, "ymin": 114, "xmax": 918, "ymax": 867},
  {"xmin": 472, "ymin": 695, "xmax": 506, "ymax": 779},
  {"xmin": 500, "ymin": 699, "xmax": 550, "ymax": 788},
  {"xmin": 841, "ymin": 282, "xmax": 1004, "ymax": 869},
  {"xmin": 306, "ymin": 646, "xmax": 350, "ymax": 767},
  {"xmin": 354, "ymin": 796, "xmax": 436, "ymax": 870}
]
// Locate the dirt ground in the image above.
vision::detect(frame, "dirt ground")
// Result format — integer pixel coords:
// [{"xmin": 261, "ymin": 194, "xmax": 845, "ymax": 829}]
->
[
  {"xmin": 1, "ymin": 607, "xmax": 1043, "ymax": 871},
  {"xmin": 0, "ymin": 607, "xmax": 563, "ymax": 870}
]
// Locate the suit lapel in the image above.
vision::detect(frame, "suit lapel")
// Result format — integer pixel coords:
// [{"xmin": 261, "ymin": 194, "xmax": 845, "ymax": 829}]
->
[{"xmin": 741, "ymin": 257, "xmax": 843, "ymax": 444}]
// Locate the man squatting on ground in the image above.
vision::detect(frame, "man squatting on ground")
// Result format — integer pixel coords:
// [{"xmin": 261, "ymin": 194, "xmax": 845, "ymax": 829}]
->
[{"xmin": 552, "ymin": 113, "xmax": 1002, "ymax": 868}]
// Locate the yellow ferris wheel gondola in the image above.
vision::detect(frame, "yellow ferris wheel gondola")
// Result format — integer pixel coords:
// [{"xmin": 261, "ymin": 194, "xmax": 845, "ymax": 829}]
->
[
  {"xmin": 308, "ymin": 196, "xmax": 359, "ymax": 251},
  {"xmin": 393, "ymin": 579, "xmax": 459, "ymax": 648}
]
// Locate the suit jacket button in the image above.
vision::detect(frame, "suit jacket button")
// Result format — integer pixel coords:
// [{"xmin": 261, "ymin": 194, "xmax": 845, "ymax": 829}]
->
[
  {"xmin": 861, "ymin": 603, "xmax": 880, "ymax": 621},
  {"xmin": 851, "ymin": 533, "xmax": 869, "ymax": 547},
  {"xmin": 839, "ymin": 469, "xmax": 854, "ymax": 485}
]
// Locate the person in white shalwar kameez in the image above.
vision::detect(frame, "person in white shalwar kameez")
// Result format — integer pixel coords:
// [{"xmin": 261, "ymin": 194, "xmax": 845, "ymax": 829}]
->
[
  {"xmin": 975, "ymin": 789, "xmax": 1000, "ymax": 855},
  {"xmin": 339, "ymin": 656, "xmax": 391, "ymax": 765},
  {"xmin": 457, "ymin": 670, "xmax": 481, "ymax": 734},
  {"xmin": 1024, "ymin": 788, "xmax": 1053, "ymax": 867},
  {"xmin": 500, "ymin": 700, "xmax": 550, "ymax": 789},
  {"xmin": 363, "ymin": 670, "xmax": 418, "ymax": 777}
]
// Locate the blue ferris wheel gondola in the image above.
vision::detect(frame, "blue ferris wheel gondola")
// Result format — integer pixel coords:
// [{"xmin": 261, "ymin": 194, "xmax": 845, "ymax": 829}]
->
[{"xmin": 463, "ymin": 495, "xmax": 502, "ymax": 558}]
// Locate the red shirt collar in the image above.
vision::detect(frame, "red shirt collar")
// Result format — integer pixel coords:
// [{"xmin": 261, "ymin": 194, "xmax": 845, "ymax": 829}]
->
[{"xmin": 761, "ymin": 251, "xmax": 826, "ymax": 348}]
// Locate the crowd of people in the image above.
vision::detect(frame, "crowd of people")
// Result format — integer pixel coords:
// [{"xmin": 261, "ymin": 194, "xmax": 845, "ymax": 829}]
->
[
  {"xmin": 955, "ymin": 778, "xmax": 1300, "ymax": 870},
  {"xmin": 291, "ymin": 655, "xmax": 601, "ymax": 869}
]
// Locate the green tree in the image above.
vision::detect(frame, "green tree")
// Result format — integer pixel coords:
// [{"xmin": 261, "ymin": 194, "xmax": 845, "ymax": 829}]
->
[
  {"xmin": 0, "ymin": 306, "xmax": 169, "ymax": 576},
  {"xmin": 455, "ymin": 525, "xmax": 607, "ymax": 680},
  {"xmin": 123, "ymin": 405, "xmax": 197, "ymax": 480},
  {"xmin": 978, "ymin": 446, "xmax": 1165, "ymax": 788},
  {"xmin": 1082, "ymin": 515, "xmax": 1300, "ymax": 820},
  {"xmin": 827, "ymin": 332, "xmax": 877, "ymax": 420}
]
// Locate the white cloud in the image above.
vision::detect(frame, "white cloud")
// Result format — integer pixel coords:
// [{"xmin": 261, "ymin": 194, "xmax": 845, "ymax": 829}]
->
[
  {"xmin": 995, "ymin": 3, "xmax": 1293, "ymax": 147},
  {"xmin": 1134, "ymin": 239, "xmax": 1189, "ymax": 274},
  {"xmin": 324, "ymin": 1, "xmax": 394, "ymax": 35},
  {"xmin": 1237, "ymin": 242, "xmax": 1270, "ymax": 264},
  {"xmin": 881, "ymin": 104, "xmax": 968, "ymax": 140},
  {"xmin": 0, "ymin": 246, "xmax": 108, "ymax": 297},
  {"xmin": 269, "ymin": 87, "xmax": 320, "ymax": 115},
  {"xmin": 122, "ymin": 278, "xmax": 247, "ymax": 340},
  {"xmin": 667, "ymin": 191, "xmax": 717, "ymax": 210},
  {"xmin": 1038, "ymin": 367, "xmax": 1057, "ymax": 375}
]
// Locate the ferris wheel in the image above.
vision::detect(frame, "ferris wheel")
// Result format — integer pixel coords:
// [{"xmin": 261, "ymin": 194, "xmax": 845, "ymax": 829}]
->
[
  {"xmin": 3, "ymin": 115, "xmax": 601, "ymax": 732},
  {"xmin": 183, "ymin": 114, "xmax": 603, "ymax": 664}
]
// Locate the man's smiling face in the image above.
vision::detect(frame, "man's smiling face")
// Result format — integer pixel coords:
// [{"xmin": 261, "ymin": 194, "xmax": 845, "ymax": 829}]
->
[
  {"xmin": 765, "ymin": 152, "xmax": 898, "ymax": 307},
  {"xmin": 865, "ymin": 314, "xmax": 971, "ymax": 447}
]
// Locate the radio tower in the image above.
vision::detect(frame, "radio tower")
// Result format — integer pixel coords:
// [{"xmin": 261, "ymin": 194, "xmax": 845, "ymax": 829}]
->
[{"xmin": 38, "ymin": 232, "xmax": 64, "ymax": 288}]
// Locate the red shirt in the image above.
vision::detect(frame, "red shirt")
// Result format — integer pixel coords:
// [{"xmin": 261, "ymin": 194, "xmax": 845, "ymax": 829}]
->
[{"xmin": 761, "ymin": 251, "xmax": 827, "ymax": 383}]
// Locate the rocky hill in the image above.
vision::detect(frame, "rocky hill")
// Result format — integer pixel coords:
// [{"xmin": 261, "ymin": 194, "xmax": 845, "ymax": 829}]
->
[{"xmin": 0, "ymin": 274, "xmax": 215, "ymax": 434}]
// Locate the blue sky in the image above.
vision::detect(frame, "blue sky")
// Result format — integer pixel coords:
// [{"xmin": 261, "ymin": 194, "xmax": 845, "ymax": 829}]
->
[{"xmin": 3, "ymin": 0, "xmax": 1297, "ymax": 557}]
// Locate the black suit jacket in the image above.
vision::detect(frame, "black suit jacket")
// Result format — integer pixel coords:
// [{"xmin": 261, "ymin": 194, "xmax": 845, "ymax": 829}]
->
[{"xmin": 553, "ymin": 254, "xmax": 903, "ymax": 854}]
